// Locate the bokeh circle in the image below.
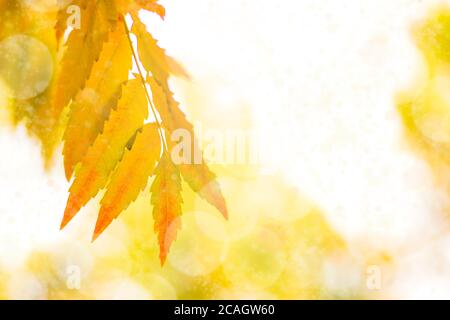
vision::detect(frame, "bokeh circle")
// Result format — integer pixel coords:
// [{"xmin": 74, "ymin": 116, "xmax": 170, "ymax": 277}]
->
[{"xmin": 0, "ymin": 35, "xmax": 53, "ymax": 100}]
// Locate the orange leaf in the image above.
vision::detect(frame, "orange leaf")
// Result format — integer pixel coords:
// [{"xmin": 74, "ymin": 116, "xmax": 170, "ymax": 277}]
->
[
  {"xmin": 93, "ymin": 123, "xmax": 161, "ymax": 241},
  {"xmin": 151, "ymin": 152, "xmax": 183, "ymax": 265},
  {"xmin": 61, "ymin": 78, "xmax": 148, "ymax": 229}
]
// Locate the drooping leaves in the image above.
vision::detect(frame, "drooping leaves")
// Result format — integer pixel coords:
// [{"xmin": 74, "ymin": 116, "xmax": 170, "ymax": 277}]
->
[
  {"xmin": 63, "ymin": 24, "xmax": 132, "ymax": 180},
  {"xmin": 61, "ymin": 79, "xmax": 148, "ymax": 229},
  {"xmin": 0, "ymin": 0, "xmax": 228, "ymax": 263},
  {"xmin": 93, "ymin": 123, "xmax": 161, "ymax": 241},
  {"xmin": 133, "ymin": 17, "xmax": 227, "ymax": 218}
]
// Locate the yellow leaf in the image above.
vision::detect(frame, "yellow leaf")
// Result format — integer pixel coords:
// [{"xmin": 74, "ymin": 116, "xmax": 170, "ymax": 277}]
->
[
  {"xmin": 135, "ymin": 0, "xmax": 165, "ymax": 19},
  {"xmin": 63, "ymin": 25, "xmax": 132, "ymax": 180},
  {"xmin": 166, "ymin": 55, "xmax": 191, "ymax": 80},
  {"xmin": 61, "ymin": 78, "xmax": 148, "ymax": 229},
  {"xmin": 93, "ymin": 123, "xmax": 161, "ymax": 240},
  {"xmin": 180, "ymin": 163, "xmax": 228, "ymax": 219},
  {"xmin": 147, "ymin": 76, "xmax": 191, "ymax": 131},
  {"xmin": 131, "ymin": 17, "xmax": 188, "ymax": 84},
  {"xmin": 52, "ymin": 0, "xmax": 117, "ymax": 117},
  {"xmin": 151, "ymin": 152, "xmax": 183, "ymax": 265},
  {"xmin": 117, "ymin": 0, "xmax": 166, "ymax": 20}
]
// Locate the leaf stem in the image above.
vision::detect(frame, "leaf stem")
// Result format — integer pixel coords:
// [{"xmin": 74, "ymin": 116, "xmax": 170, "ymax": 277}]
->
[{"xmin": 122, "ymin": 15, "xmax": 168, "ymax": 152}]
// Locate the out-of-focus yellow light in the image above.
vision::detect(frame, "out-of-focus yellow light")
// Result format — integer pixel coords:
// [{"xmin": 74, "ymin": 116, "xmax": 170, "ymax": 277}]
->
[{"xmin": 223, "ymin": 227, "xmax": 287, "ymax": 290}]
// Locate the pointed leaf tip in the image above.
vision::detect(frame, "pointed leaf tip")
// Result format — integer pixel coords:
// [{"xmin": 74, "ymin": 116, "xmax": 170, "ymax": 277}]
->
[
  {"xmin": 60, "ymin": 198, "xmax": 81, "ymax": 229},
  {"xmin": 92, "ymin": 211, "xmax": 111, "ymax": 242}
]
